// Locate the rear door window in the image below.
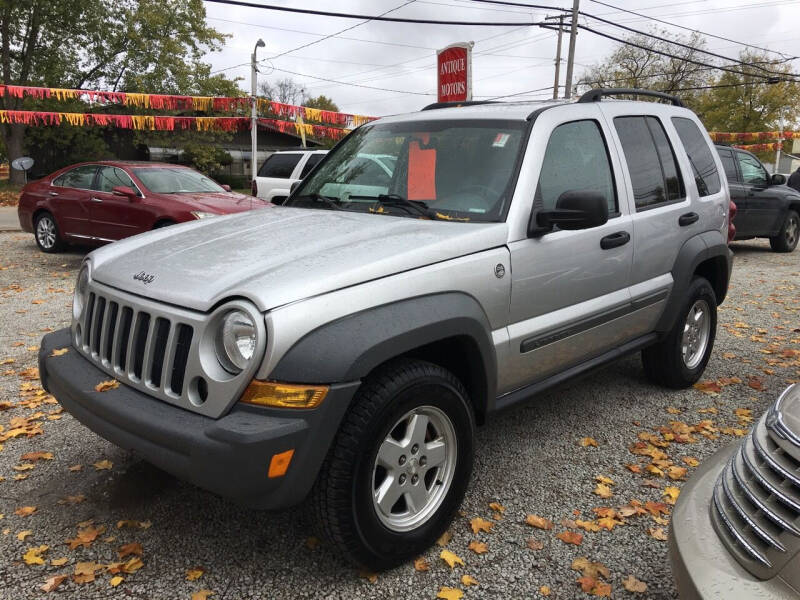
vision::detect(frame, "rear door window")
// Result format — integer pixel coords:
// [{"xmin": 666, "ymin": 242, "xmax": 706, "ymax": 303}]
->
[
  {"xmin": 53, "ymin": 165, "xmax": 98, "ymax": 189},
  {"xmin": 535, "ymin": 119, "xmax": 617, "ymax": 214},
  {"xmin": 299, "ymin": 153, "xmax": 324, "ymax": 179},
  {"xmin": 671, "ymin": 117, "xmax": 721, "ymax": 197},
  {"xmin": 614, "ymin": 116, "xmax": 685, "ymax": 210},
  {"xmin": 717, "ymin": 148, "xmax": 738, "ymax": 183},
  {"xmin": 258, "ymin": 153, "xmax": 303, "ymax": 178}
]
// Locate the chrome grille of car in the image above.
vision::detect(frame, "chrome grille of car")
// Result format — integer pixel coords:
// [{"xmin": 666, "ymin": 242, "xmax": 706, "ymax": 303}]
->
[
  {"xmin": 712, "ymin": 415, "xmax": 800, "ymax": 577},
  {"xmin": 76, "ymin": 286, "xmax": 194, "ymax": 399}
]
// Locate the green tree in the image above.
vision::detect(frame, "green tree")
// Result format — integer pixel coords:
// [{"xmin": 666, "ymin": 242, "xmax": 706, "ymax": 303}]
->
[
  {"xmin": 0, "ymin": 0, "xmax": 236, "ymax": 184},
  {"xmin": 304, "ymin": 95, "xmax": 340, "ymax": 112},
  {"xmin": 182, "ymin": 142, "xmax": 232, "ymax": 175}
]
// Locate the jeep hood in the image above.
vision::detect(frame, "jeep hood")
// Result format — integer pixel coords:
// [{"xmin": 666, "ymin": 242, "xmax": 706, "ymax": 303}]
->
[{"xmin": 89, "ymin": 207, "xmax": 508, "ymax": 312}]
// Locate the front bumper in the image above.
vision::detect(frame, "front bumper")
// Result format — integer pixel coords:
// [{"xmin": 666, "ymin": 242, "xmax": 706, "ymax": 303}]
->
[
  {"xmin": 669, "ymin": 444, "xmax": 798, "ymax": 600},
  {"xmin": 39, "ymin": 328, "xmax": 359, "ymax": 509}
]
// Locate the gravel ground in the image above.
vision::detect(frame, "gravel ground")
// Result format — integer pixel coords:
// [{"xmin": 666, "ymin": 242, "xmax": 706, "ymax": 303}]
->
[{"xmin": 0, "ymin": 231, "xmax": 797, "ymax": 600}]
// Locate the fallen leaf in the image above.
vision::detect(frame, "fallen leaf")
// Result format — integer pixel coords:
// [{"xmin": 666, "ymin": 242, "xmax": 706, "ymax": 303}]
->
[
  {"xmin": 358, "ymin": 570, "xmax": 378, "ymax": 583},
  {"xmin": 663, "ymin": 486, "xmax": 681, "ymax": 505},
  {"xmin": 572, "ymin": 556, "xmax": 610, "ymax": 580},
  {"xmin": 116, "ymin": 519, "xmax": 151, "ymax": 529},
  {"xmin": 50, "ymin": 557, "xmax": 69, "ymax": 566},
  {"xmin": 488, "ymin": 501, "xmax": 505, "ymax": 514},
  {"xmin": 470, "ymin": 516, "xmax": 493, "ymax": 534},
  {"xmin": 191, "ymin": 592, "xmax": 214, "ymax": 600},
  {"xmin": 468, "ymin": 540, "xmax": 488, "ymax": 554},
  {"xmin": 110, "ymin": 576, "xmax": 124, "ymax": 587},
  {"xmin": 50, "ymin": 348, "xmax": 69, "ymax": 357},
  {"xmin": 540, "ymin": 585, "xmax": 551, "ymax": 596},
  {"xmin": 14, "ymin": 506, "xmax": 36, "ymax": 517},
  {"xmin": 526, "ymin": 537, "xmax": 544, "ymax": 550},
  {"xmin": 644, "ymin": 501, "xmax": 670, "ymax": 516},
  {"xmin": 556, "ymin": 531, "xmax": 583, "ymax": 546},
  {"xmin": 66, "ymin": 525, "xmax": 105, "ymax": 549},
  {"xmin": 68, "ymin": 465, "xmax": 82, "ymax": 472},
  {"xmin": 186, "ymin": 567, "xmax": 205, "ymax": 580},
  {"xmin": 16, "ymin": 530, "xmax": 32, "ymax": 540},
  {"xmin": 117, "ymin": 542, "xmax": 142, "ymax": 559},
  {"xmin": 648, "ymin": 527, "xmax": 668, "ymax": 541},
  {"xmin": 440, "ymin": 549, "xmax": 464, "ymax": 569},
  {"xmin": 93, "ymin": 459, "xmax": 112, "ymax": 471},
  {"xmin": 623, "ymin": 574, "xmax": 648, "ymax": 593},
  {"xmin": 525, "ymin": 514, "xmax": 553, "ymax": 530},
  {"xmin": 413, "ymin": 557, "xmax": 429, "ymax": 572},
  {"xmin": 683, "ymin": 456, "xmax": 700, "ymax": 467},
  {"xmin": 121, "ymin": 557, "xmax": 144, "ymax": 574},
  {"xmin": 13, "ymin": 463, "xmax": 35, "ymax": 471},
  {"xmin": 23, "ymin": 544, "xmax": 49, "ymax": 565},
  {"xmin": 625, "ymin": 463, "xmax": 642, "ymax": 474},
  {"xmin": 747, "ymin": 376, "xmax": 765, "ymax": 391},
  {"xmin": 94, "ymin": 379, "xmax": 119, "ymax": 392},
  {"xmin": 593, "ymin": 483, "xmax": 613, "ymax": 498},
  {"xmin": 579, "ymin": 437, "xmax": 598, "ymax": 447},
  {"xmin": 40, "ymin": 575, "xmax": 68, "ymax": 592},
  {"xmin": 436, "ymin": 587, "xmax": 463, "ymax": 600},
  {"xmin": 436, "ymin": 530, "xmax": 452, "ymax": 546},
  {"xmin": 20, "ymin": 451, "xmax": 53, "ymax": 461},
  {"xmin": 694, "ymin": 380, "xmax": 722, "ymax": 395},
  {"xmin": 667, "ymin": 466, "xmax": 688, "ymax": 481},
  {"xmin": 461, "ymin": 575, "xmax": 479, "ymax": 587},
  {"xmin": 595, "ymin": 475, "xmax": 615, "ymax": 486}
]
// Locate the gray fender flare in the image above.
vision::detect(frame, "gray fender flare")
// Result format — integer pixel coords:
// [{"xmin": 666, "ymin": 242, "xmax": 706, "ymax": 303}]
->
[
  {"xmin": 270, "ymin": 292, "xmax": 497, "ymax": 407},
  {"xmin": 656, "ymin": 230, "xmax": 732, "ymax": 333}
]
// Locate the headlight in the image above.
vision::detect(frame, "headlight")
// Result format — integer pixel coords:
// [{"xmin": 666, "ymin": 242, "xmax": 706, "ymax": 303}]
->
[
  {"xmin": 215, "ymin": 310, "xmax": 257, "ymax": 374},
  {"xmin": 191, "ymin": 211, "xmax": 218, "ymax": 219},
  {"xmin": 73, "ymin": 265, "xmax": 90, "ymax": 320}
]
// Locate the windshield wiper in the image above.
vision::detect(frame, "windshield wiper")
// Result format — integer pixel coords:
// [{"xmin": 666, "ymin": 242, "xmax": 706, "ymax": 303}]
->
[
  {"xmin": 347, "ymin": 194, "xmax": 437, "ymax": 219},
  {"xmin": 295, "ymin": 193, "xmax": 346, "ymax": 211}
]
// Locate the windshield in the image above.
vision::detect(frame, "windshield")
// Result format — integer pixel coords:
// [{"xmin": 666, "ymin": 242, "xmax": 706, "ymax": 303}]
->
[
  {"xmin": 133, "ymin": 168, "xmax": 226, "ymax": 194},
  {"xmin": 288, "ymin": 119, "xmax": 527, "ymax": 222}
]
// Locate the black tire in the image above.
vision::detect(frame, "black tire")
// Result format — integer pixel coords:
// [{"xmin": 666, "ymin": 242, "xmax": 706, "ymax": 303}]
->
[
  {"xmin": 642, "ymin": 277, "xmax": 717, "ymax": 388},
  {"xmin": 312, "ymin": 358, "xmax": 474, "ymax": 571},
  {"xmin": 33, "ymin": 212, "xmax": 65, "ymax": 253},
  {"xmin": 769, "ymin": 209, "xmax": 799, "ymax": 252}
]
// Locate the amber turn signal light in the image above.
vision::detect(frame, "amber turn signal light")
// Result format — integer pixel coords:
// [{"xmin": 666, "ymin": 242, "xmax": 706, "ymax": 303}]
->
[
  {"xmin": 268, "ymin": 449, "xmax": 294, "ymax": 478},
  {"xmin": 239, "ymin": 381, "xmax": 329, "ymax": 409}
]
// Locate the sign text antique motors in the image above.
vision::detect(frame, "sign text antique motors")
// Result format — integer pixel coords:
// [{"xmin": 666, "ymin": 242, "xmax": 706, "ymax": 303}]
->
[{"xmin": 437, "ymin": 43, "xmax": 473, "ymax": 103}]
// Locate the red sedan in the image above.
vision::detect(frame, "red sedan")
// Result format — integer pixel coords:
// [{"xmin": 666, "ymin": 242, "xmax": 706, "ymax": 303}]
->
[{"xmin": 18, "ymin": 161, "xmax": 270, "ymax": 252}]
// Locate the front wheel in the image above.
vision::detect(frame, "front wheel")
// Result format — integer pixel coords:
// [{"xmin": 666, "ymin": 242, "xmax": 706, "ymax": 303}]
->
[
  {"xmin": 312, "ymin": 359, "xmax": 474, "ymax": 570},
  {"xmin": 770, "ymin": 209, "xmax": 799, "ymax": 252},
  {"xmin": 642, "ymin": 277, "xmax": 717, "ymax": 388},
  {"xmin": 34, "ymin": 212, "xmax": 65, "ymax": 253}
]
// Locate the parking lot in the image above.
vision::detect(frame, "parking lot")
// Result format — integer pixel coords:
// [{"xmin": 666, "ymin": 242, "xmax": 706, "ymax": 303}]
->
[{"xmin": 0, "ymin": 231, "xmax": 797, "ymax": 599}]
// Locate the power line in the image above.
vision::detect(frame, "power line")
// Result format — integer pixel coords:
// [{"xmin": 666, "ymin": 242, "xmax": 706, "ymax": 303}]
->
[
  {"xmin": 588, "ymin": 0, "xmax": 794, "ymax": 57},
  {"xmin": 202, "ymin": 0, "xmax": 549, "ymax": 26},
  {"xmin": 267, "ymin": 65, "xmax": 436, "ymax": 96}
]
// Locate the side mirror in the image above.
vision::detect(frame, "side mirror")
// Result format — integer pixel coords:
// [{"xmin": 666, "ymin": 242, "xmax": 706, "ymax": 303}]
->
[
  {"xmin": 529, "ymin": 190, "xmax": 609, "ymax": 236},
  {"xmin": 771, "ymin": 173, "xmax": 786, "ymax": 186},
  {"xmin": 112, "ymin": 185, "xmax": 138, "ymax": 201},
  {"xmin": 221, "ymin": 184, "xmax": 232, "ymax": 192}
]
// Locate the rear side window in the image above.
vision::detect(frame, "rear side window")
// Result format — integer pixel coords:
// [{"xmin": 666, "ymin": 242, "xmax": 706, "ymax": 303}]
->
[
  {"xmin": 614, "ymin": 116, "xmax": 685, "ymax": 210},
  {"xmin": 258, "ymin": 153, "xmax": 302, "ymax": 178},
  {"xmin": 535, "ymin": 119, "xmax": 617, "ymax": 214},
  {"xmin": 671, "ymin": 117, "xmax": 721, "ymax": 197},
  {"xmin": 717, "ymin": 148, "xmax": 738, "ymax": 183},
  {"xmin": 53, "ymin": 165, "xmax": 97, "ymax": 189},
  {"xmin": 299, "ymin": 153, "xmax": 324, "ymax": 179}
]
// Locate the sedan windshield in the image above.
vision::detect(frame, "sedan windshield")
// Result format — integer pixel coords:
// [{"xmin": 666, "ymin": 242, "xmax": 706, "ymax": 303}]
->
[
  {"xmin": 288, "ymin": 119, "xmax": 527, "ymax": 222},
  {"xmin": 133, "ymin": 168, "xmax": 225, "ymax": 194}
]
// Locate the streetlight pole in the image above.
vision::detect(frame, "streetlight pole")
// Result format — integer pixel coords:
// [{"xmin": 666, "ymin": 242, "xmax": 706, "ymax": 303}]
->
[
  {"xmin": 545, "ymin": 14, "xmax": 565, "ymax": 99},
  {"xmin": 251, "ymin": 38, "xmax": 265, "ymax": 184},
  {"xmin": 564, "ymin": 0, "xmax": 580, "ymax": 99}
]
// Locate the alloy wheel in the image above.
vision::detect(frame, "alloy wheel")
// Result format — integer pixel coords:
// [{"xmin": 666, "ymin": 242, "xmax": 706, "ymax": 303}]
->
[
  {"xmin": 36, "ymin": 216, "xmax": 57, "ymax": 249},
  {"xmin": 682, "ymin": 299, "xmax": 711, "ymax": 369}
]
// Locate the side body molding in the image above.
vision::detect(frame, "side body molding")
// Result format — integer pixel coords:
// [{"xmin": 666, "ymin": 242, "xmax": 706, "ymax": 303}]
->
[
  {"xmin": 656, "ymin": 230, "xmax": 733, "ymax": 333},
  {"xmin": 270, "ymin": 293, "xmax": 498, "ymax": 410}
]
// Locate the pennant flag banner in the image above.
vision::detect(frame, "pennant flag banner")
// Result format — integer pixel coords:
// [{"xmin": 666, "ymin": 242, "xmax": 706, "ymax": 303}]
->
[
  {"xmin": 709, "ymin": 131, "xmax": 800, "ymax": 142},
  {"xmin": 0, "ymin": 109, "xmax": 351, "ymax": 140},
  {"xmin": 0, "ymin": 84, "xmax": 375, "ymax": 127},
  {"xmin": 730, "ymin": 141, "xmax": 784, "ymax": 152}
]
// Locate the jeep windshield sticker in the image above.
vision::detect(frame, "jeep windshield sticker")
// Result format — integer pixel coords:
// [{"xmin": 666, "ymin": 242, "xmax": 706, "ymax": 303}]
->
[{"xmin": 493, "ymin": 133, "xmax": 510, "ymax": 148}]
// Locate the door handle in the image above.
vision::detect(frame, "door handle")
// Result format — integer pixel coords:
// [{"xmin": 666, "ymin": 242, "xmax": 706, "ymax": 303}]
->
[
  {"xmin": 48, "ymin": 191, "xmax": 58, "ymax": 196},
  {"xmin": 678, "ymin": 212, "xmax": 699, "ymax": 226},
  {"xmin": 90, "ymin": 197, "xmax": 103, "ymax": 203},
  {"xmin": 600, "ymin": 231, "xmax": 630, "ymax": 250}
]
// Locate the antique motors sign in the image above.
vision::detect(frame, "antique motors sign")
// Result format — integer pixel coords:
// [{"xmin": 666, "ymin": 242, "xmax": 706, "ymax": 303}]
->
[{"xmin": 437, "ymin": 42, "xmax": 473, "ymax": 103}]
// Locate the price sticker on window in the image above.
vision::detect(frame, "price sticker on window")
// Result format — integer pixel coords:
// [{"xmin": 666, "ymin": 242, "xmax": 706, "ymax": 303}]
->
[{"xmin": 493, "ymin": 133, "xmax": 510, "ymax": 148}]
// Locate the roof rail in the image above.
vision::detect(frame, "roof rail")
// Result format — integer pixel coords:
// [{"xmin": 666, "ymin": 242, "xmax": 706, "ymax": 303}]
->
[
  {"xmin": 421, "ymin": 100, "xmax": 500, "ymax": 111},
  {"xmin": 577, "ymin": 88, "xmax": 684, "ymax": 107}
]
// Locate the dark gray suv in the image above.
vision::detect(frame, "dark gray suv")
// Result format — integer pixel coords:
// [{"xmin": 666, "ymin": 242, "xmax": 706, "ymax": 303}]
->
[{"xmin": 39, "ymin": 89, "xmax": 733, "ymax": 570}]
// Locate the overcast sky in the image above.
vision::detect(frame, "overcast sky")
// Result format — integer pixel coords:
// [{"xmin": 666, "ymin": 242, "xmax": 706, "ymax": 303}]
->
[{"xmin": 201, "ymin": 0, "xmax": 800, "ymax": 116}]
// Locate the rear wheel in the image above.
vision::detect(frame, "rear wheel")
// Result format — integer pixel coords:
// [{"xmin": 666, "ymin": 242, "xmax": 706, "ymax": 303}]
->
[
  {"xmin": 34, "ymin": 212, "xmax": 64, "ymax": 253},
  {"xmin": 312, "ymin": 359, "xmax": 474, "ymax": 570},
  {"xmin": 769, "ymin": 210, "xmax": 799, "ymax": 252},
  {"xmin": 642, "ymin": 277, "xmax": 717, "ymax": 388}
]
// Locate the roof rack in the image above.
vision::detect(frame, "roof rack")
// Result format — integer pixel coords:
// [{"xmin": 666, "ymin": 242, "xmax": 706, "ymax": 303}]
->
[
  {"xmin": 577, "ymin": 88, "xmax": 684, "ymax": 107},
  {"xmin": 420, "ymin": 100, "xmax": 500, "ymax": 111}
]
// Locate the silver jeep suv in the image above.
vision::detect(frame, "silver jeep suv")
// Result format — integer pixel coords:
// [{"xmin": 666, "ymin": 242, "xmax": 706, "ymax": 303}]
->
[{"xmin": 39, "ymin": 88, "xmax": 733, "ymax": 570}]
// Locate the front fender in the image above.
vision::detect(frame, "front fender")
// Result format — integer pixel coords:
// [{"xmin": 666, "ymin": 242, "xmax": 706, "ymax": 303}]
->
[{"xmin": 269, "ymin": 292, "xmax": 497, "ymax": 403}]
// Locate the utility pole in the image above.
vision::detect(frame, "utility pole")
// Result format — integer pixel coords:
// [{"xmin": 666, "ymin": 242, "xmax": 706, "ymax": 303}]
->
[
  {"xmin": 775, "ymin": 108, "xmax": 785, "ymax": 174},
  {"xmin": 251, "ymin": 38, "xmax": 265, "ymax": 183},
  {"xmin": 564, "ymin": 0, "xmax": 580, "ymax": 99},
  {"xmin": 545, "ymin": 14, "xmax": 565, "ymax": 99}
]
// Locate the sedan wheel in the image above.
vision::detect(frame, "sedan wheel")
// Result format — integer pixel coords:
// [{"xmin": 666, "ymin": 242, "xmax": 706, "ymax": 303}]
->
[{"xmin": 34, "ymin": 213, "xmax": 64, "ymax": 253}]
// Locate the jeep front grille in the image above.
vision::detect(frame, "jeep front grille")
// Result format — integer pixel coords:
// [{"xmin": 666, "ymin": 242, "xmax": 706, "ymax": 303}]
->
[
  {"xmin": 79, "ymin": 290, "xmax": 194, "ymax": 397},
  {"xmin": 712, "ymin": 416, "xmax": 800, "ymax": 577}
]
